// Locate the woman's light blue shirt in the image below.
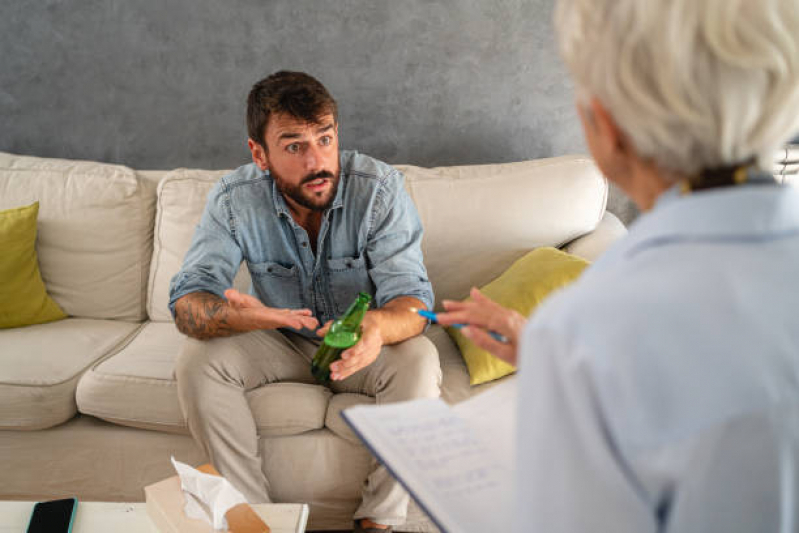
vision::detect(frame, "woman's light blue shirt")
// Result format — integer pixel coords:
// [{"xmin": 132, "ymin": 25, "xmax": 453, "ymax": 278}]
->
[{"xmin": 515, "ymin": 182, "xmax": 799, "ymax": 532}]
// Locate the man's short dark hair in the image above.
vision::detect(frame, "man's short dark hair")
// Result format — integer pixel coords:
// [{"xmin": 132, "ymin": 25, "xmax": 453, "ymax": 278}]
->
[{"xmin": 247, "ymin": 71, "xmax": 338, "ymax": 148}]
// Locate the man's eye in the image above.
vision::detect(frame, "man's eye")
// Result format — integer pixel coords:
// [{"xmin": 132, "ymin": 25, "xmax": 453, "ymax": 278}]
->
[
  {"xmin": 286, "ymin": 143, "xmax": 300, "ymax": 154},
  {"xmin": 320, "ymin": 136, "xmax": 332, "ymax": 146}
]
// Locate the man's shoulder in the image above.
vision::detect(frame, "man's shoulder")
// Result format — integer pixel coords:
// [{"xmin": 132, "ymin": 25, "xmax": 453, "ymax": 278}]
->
[
  {"xmin": 218, "ymin": 162, "xmax": 269, "ymax": 191},
  {"xmin": 341, "ymin": 150, "xmax": 402, "ymax": 184},
  {"xmin": 205, "ymin": 163, "xmax": 271, "ymax": 208}
]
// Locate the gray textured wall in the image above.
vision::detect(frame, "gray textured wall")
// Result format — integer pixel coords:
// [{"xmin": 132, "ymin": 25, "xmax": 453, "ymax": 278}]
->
[{"xmin": 0, "ymin": 0, "xmax": 635, "ymax": 221}]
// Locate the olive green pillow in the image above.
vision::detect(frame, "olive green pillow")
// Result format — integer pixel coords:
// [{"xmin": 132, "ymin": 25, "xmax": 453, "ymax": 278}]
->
[
  {"xmin": 447, "ymin": 247, "xmax": 589, "ymax": 385},
  {"xmin": 0, "ymin": 202, "xmax": 67, "ymax": 329}
]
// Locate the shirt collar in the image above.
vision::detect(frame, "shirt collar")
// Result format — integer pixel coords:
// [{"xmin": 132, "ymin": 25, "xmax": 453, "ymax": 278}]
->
[
  {"xmin": 605, "ymin": 180, "xmax": 799, "ymax": 263},
  {"xmin": 330, "ymin": 162, "xmax": 345, "ymax": 210},
  {"xmin": 269, "ymin": 174, "xmax": 292, "ymax": 219}
]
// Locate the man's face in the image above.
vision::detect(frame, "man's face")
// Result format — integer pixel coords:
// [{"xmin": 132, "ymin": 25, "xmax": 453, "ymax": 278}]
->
[{"xmin": 261, "ymin": 112, "xmax": 340, "ymax": 212}]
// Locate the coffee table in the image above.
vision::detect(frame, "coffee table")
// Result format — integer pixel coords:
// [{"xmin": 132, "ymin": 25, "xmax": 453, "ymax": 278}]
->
[{"xmin": 0, "ymin": 501, "xmax": 309, "ymax": 533}]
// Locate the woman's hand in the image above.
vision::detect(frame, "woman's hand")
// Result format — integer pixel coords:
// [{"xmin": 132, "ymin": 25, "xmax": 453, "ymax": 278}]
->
[{"xmin": 437, "ymin": 287, "xmax": 526, "ymax": 366}]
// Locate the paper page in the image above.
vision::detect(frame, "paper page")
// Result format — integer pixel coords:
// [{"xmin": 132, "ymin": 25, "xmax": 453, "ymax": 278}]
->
[
  {"xmin": 453, "ymin": 377, "xmax": 517, "ymax": 462},
  {"xmin": 343, "ymin": 378, "xmax": 517, "ymax": 533}
]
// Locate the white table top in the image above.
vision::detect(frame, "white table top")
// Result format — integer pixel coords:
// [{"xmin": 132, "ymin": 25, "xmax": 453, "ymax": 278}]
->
[{"xmin": 0, "ymin": 501, "xmax": 309, "ymax": 533}]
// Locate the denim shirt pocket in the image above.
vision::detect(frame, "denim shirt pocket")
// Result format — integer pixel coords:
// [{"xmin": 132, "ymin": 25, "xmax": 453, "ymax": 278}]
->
[
  {"xmin": 326, "ymin": 253, "xmax": 375, "ymax": 314},
  {"xmin": 247, "ymin": 260, "xmax": 302, "ymax": 309}
]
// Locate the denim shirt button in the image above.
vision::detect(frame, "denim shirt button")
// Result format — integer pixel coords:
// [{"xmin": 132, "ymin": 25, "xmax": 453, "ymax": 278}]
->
[
  {"xmin": 302, "ymin": 242, "xmax": 308, "ymax": 247},
  {"xmin": 267, "ymin": 267, "xmax": 273, "ymax": 273}
]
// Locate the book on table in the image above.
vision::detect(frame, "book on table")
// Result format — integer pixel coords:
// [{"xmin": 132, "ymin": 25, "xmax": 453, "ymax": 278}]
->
[{"xmin": 342, "ymin": 378, "xmax": 517, "ymax": 533}]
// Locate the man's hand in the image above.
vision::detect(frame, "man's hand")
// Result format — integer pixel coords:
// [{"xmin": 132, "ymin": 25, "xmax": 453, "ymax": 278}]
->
[
  {"xmin": 437, "ymin": 287, "xmax": 526, "ymax": 366},
  {"xmin": 174, "ymin": 289, "xmax": 318, "ymax": 340},
  {"xmin": 317, "ymin": 314, "xmax": 385, "ymax": 381},
  {"xmin": 315, "ymin": 295, "xmax": 427, "ymax": 381},
  {"xmin": 224, "ymin": 289, "xmax": 319, "ymax": 331}
]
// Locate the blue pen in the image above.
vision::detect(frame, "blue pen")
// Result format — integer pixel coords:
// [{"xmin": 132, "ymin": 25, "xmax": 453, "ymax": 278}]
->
[{"xmin": 410, "ymin": 307, "xmax": 509, "ymax": 343}]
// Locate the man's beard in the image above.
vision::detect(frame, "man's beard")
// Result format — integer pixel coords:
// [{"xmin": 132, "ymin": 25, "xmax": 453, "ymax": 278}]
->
[{"xmin": 273, "ymin": 168, "xmax": 340, "ymax": 212}]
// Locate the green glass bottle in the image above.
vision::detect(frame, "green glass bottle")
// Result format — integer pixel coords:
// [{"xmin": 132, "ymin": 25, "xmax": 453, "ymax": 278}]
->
[{"xmin": 311, "ymin": 292, "xmax": 372, "ymax": 385}]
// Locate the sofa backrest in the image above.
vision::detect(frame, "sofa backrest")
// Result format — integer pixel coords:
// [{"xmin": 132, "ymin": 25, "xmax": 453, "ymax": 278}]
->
[
  {"xmin": 147, "ymin": 169, "xmax": 252, "ymax": 321},
  {"xmin": 398, "ymin": 156, "xmax": 606, "ymax": 308},
  {"xmin": 0, "ymin": 152, "xmax": 155, "ymax": 321},
  {"xmin": 147, "ymin": 155, "xmax": 606, "ymax": 320}
]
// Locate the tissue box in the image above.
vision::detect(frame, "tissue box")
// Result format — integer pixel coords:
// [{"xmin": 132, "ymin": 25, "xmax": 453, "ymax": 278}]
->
[
  {"xmin": 145, "ymin": 465, "xmax": 271, "ymax": 533},
  {"xmin": 146, "ymin": 474, "xmax": 215, "ymax": 533}
]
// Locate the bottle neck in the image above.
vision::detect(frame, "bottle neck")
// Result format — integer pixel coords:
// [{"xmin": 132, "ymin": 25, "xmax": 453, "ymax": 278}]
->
[{"xmin": 338, "ymin": 294, "xmax": 371, "ymax": 328}]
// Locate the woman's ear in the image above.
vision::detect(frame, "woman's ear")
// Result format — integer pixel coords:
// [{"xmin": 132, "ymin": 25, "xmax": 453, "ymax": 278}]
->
[
  {"xmin": 580, "ymin": 97, "xmax": 639, "ymax": 195},
  {"xmin": 247, "ymin": 138, "xmax": 270, "ymax": 172},
  {"xmin": 590, "ymin": 98, "xmax": 631, "ymax": 157}
]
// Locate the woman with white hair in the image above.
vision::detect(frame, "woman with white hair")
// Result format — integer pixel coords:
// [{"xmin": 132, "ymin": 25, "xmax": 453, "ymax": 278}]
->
[{"xmin": 438, "ymin": 0, "xmax": 799, "ymax": 530}]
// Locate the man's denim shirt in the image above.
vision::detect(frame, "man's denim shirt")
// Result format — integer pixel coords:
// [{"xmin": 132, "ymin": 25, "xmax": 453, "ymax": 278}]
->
[{"xmin": 168, "ymin": 150, "xmax": 434, "ymax": 339}]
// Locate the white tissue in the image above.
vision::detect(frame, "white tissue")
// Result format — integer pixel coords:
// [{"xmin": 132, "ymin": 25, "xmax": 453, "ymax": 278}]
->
[{"xmin": 171, "ymin": 456, "xmax": 248, "ymax": 531}]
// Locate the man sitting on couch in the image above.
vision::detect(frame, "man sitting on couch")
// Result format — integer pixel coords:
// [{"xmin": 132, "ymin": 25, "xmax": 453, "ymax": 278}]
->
[{"xmin": 169, "ymin": 70, "xmax": 441, "ymax": 533}]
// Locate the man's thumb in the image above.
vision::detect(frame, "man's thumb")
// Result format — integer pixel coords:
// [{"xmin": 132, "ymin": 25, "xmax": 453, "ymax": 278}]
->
[{"xmin": 224, "ymin": 289, "xmax": 241, "ymax": 306}]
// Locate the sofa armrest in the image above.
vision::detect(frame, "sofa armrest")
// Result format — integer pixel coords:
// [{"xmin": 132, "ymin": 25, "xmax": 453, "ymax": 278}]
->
[{"xmin": 562, "ymin": 211, "xmax": 627, "ymax": 261}]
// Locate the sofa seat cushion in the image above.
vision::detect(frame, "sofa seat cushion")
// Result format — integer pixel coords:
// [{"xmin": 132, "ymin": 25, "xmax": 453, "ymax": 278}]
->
[
  {"xmin": 76, "ymin": 322, "xmax": 332, "ymax": 436},
  {"xmin": 77, "ymin": 323, "xmax": 496, "ymax": 440},
  {"xmin": 0, "ymin": 318, "xmax": 142, "ymax": 430}
]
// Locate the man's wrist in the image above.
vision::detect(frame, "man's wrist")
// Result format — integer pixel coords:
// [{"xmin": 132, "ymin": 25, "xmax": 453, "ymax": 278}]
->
[{"xmin": 362, "ymin": 312, "xmax": 384, "ymax": 343}]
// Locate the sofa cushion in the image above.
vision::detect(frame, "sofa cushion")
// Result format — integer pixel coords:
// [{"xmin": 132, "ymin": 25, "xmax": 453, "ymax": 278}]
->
[
  {"xmin": 76, "ymin": 321, "xmax": 484, "ymax": 440},
  {"xmin": 0, "ymin": 152, "xmax": 156, "ymax": 320},
  {"xmin": 0, "ymin": 318, "xmax": 142, "ymax": 429},
  {"xmin": 76, "ymin": 322, "xmax": 332, "ymax": 436},
  {"xmin": 0, "ymin": 201, "xmax": 67, "ymax": 328},
  {"xmin": 397, "ymin": 155, "xmax": 607, "ymax": 306},
  {"xmin": 147, "ymin": 169, "xmax": 249, "ymax": 322},
  {"xmin": 449, "ymin": 247, "xmax": 590, "ymax": 385}
]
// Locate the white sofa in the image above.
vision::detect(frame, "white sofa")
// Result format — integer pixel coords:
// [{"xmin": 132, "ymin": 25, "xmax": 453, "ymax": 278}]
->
[{"xmin": 0, "ymin": 151, "xmax": 626, "ymax": 531}]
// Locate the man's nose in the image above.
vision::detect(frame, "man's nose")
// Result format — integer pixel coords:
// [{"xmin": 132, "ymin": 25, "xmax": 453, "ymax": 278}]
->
[{"xmin": 304, "ymin": 144, "xmax": 324, "ymax": 172}]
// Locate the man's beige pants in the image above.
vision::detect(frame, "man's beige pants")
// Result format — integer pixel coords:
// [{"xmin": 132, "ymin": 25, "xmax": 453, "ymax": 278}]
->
[{"xmin": 175, "ymin": 329, "xmax": 441, "ymax": 526}]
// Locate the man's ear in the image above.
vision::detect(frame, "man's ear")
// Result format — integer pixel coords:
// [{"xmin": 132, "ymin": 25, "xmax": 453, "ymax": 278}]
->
[{"xmin": 247, "ymin": 138, "xmax": 270, "ymax": 172}]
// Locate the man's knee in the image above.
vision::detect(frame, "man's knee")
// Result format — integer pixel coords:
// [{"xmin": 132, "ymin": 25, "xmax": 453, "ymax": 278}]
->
[
  {"xmin": 175, "ymin": 336, "xmax": 213, "ymax": 381},
  {"xmin": 383, "ymin": 335, "xmax": 442, "ymax": 396},
  {"xmin": 402, "ymin": 336, "xmax": 441, "ymax": 379},
  {"xmin": 174, "ymin": 335, "xmax": 246, "ymax": 391}
]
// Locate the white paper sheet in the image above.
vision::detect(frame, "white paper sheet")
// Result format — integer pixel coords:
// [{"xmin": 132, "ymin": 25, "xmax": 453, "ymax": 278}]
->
[{"xmin": 343, "ymin": 378, "xmax": 518, "ymax": 533}]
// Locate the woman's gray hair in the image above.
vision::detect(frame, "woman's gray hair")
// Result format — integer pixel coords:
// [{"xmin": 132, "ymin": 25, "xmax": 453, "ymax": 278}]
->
[{"xmin": 555, "ymin": 0, "xmax": 799, "ymax": 177}]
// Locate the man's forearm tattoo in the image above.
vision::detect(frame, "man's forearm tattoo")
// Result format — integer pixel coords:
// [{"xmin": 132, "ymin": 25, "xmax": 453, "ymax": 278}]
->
[{"xmin": 175, "ymin": 292, "xmax": 237, "ymax": 340}]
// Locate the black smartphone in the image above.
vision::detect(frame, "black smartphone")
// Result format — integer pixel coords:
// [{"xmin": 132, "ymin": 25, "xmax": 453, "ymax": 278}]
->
[{"xmin": 26, "ymin": 497, "xmax": 78, "ymax": 533}]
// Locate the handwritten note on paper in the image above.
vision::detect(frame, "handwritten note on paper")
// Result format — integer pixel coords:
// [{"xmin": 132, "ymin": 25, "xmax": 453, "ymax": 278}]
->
[
  {"xmin": 346, "ymin": 397, "xmax": 514, "ymax": 533},
  {"xmin": 384, "ymin": 405, "xmax": 505, "ymax": 499}
]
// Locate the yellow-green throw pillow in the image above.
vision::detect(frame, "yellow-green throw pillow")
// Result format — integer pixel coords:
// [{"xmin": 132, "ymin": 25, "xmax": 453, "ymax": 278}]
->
[
  {"xmin": 0, "ymin": 202, "xmax": 67, "ymax": 329},
  {"xmin": 448, "ymin": 247, "xmax": 589, "ymax": 385}
]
